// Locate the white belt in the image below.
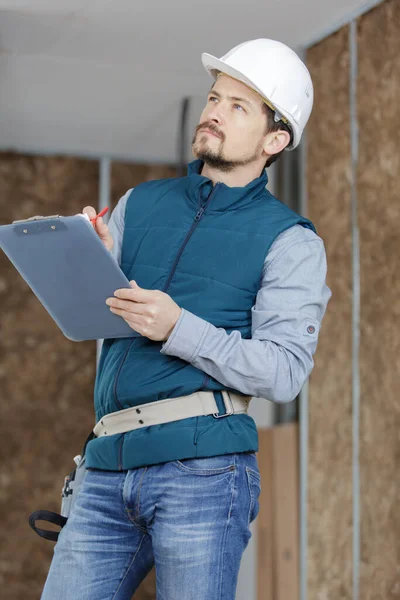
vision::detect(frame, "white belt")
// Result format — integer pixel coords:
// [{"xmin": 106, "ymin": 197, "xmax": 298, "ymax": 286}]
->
[{"xmin": 93, "ymin": 391, "xmax": 251, "ymax": 438}]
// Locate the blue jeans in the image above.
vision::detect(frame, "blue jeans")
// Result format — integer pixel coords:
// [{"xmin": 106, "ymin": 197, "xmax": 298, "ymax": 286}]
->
[{"xmin": 41, "ymin": 451, "xmax": 261, "ymax": 600}]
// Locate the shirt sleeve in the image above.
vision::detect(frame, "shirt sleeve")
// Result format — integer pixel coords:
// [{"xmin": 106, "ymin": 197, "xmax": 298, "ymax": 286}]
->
[
  {"xmin": 160, "ymin": 224, "xmax": 332, "ymax": 403},
  {"xmin": 107, "ymin": 189, "xmax": 132, "ymax": 265}
]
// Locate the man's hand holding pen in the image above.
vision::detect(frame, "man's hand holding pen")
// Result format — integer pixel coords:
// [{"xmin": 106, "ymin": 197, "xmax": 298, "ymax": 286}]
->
[{"xmin": 83, "ymin": 206, "xmax": 114, "ymax": 252}]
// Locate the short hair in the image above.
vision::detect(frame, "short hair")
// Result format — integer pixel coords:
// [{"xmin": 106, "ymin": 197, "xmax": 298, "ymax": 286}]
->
[{"xmin": 262, "ymin": 103, "xmax": 294, "ymax": 168}]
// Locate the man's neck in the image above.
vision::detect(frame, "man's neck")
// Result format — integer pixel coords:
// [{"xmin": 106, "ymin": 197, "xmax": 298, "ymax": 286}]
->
[{"xmin": 200, "ymin": 161, "xmax": 265, "ymax": 188}]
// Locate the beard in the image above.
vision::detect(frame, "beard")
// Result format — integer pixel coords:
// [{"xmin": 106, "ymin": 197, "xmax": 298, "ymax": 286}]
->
[{"xmin": 192, "ymin": 123, "xmax": 263, "ymax": 173}]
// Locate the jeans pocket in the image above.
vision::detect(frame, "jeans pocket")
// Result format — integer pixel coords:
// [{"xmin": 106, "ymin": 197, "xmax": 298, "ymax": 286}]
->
[
  {"xmin": 245, "ymin": 466, "xmax": 261, "ymax": 525},
  {"xmin": 174, "ymin": 454, "xmax": 236, "ymax": 475}
]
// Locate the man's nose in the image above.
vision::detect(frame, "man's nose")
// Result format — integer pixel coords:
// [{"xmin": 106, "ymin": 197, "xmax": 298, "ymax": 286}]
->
[{"xmin": 207, "ymin": 105, "xmax": 223, "ymax": 125}]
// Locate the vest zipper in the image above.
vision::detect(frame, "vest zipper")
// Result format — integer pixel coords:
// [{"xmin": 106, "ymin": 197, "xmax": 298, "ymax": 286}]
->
[
  {"xmin": 163, "ymin": 183, "xmax": 220, "ymax": 291},
  {"xmin": 194, "ymin": 206, "xmax": 205, "ymax": 221},
  {"xmin": 112, "ymin": 183, "xmax": 220, "ymax": 414}
]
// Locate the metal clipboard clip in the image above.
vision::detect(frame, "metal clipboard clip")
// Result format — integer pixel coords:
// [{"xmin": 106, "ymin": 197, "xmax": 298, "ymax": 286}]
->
[{"xmin": 12, "ymin": 215, "xmax": 61, "ymax": 224}]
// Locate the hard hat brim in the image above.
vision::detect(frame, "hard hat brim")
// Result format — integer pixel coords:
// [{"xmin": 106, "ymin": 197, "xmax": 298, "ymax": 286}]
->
[{"xmin": 202, "ymin": 52, "xmax": 270, "ymax": 103}]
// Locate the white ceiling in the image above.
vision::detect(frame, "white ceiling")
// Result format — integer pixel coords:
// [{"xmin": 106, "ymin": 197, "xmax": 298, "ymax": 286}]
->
[{"xmin": 0, "ymin": 0, "xmax": 381, "ymax": 163}]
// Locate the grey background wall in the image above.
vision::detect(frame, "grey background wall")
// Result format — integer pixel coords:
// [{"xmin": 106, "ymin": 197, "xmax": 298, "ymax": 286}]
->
[{"xmin": 306, "ymin": 0, "xmax": 400, "ymax": 598}]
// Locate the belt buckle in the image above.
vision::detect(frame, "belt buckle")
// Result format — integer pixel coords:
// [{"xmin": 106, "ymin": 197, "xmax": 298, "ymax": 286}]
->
[{"xmin": 212, "ymin": 391, "xmax": 234, "ymax": 419}]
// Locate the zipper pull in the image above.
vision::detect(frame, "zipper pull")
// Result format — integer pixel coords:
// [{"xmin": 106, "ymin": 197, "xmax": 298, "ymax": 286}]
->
[{"xmin": 194, "ymin": 206, "xmax": 205, "ymax": 221}]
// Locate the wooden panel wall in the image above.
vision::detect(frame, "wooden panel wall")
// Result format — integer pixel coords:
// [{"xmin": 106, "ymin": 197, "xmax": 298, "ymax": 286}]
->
[
  {"xmin": 257, "ymin": 425, "xmax": 299, "ymax": 600},
  {"xmin": 307, "ymin": 27, "xmax": 353, "ymax": 600},
  {"xmin": 357, "ymin": 1, "xmax": 400, "ymax": 597},
  {"xmin": 306, "ymin": 0, "xmax": 400, "ymax": 597},
  {"xmin": 0, "ymin": 153, "xmax": 99, "ymax": 599}
]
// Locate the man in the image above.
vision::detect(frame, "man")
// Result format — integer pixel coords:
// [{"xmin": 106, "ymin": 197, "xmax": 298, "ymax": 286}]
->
[{"xmin": 41, "ymin": 39, "xmax": 331, "ymax": 600}]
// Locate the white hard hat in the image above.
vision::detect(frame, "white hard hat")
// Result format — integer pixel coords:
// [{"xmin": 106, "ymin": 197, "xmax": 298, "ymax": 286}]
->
[{"xmin": 201, "ymin": 39, "xmax": 314, "ymax": 150}]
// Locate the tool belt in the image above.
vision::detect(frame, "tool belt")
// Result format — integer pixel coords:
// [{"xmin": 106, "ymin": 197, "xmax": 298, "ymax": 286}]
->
[
  {"xmin": 93, "ymin": 390, "xmax": 251, "ymax": 437},
  {"xmin": 29, "ymin": 390, "xmax": 251, "ymax": 542}
]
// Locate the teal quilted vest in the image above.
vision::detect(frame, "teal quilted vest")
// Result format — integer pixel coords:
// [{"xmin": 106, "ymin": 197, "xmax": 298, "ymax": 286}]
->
[{"xmin": 86, "ymin": 160, "xmax": 316, "ymax": 470}]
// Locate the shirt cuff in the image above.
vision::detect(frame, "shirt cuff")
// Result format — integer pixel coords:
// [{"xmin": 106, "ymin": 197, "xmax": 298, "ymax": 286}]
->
[{"xmin": 160, "ymin": 308, "xmax": 210, "ymax": 362}]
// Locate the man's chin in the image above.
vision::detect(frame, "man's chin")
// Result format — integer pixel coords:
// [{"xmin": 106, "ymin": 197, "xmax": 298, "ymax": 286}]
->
[
  {"xmin": 192, "ymin": 145, "xmax": 214, "ymax": 161},
  {"xmin": 193, "ymin": 149, "xmax": 218, "ymax": 163},
  {"xmin": 194, "ymin": 152, "xmax": 237, "ymax": 172}
]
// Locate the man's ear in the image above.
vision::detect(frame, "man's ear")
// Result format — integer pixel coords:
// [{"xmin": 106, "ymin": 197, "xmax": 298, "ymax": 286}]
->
[{"xmin": 263, "ymin": 130, "xmax": 291, "ymax": 157}]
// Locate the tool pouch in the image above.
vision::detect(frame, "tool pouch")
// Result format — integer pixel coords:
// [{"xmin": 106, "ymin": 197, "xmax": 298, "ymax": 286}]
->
[
  {"xmin": 29, "ymin": 434, "xmax": 93, "ymax": 542},
  {"xmin": 60, "ymin": 454, "xmax": 86, "ymax": 519}
]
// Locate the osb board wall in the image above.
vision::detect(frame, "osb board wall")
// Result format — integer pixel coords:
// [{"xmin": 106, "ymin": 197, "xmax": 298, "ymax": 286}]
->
[
  {"xmin": 0, "ymin": 153, "xmax": 98, "ymax": 599},
  {"xmin": 357, "ymin": 1, "xmax": 400, "ymax": 597},
  {"xmin": 0, "ymin": 153, "xmax": 176, "ymax": 599},
  {"xmin": 306, "ymin": 28, "xmax": 353, "ymax": 599}
]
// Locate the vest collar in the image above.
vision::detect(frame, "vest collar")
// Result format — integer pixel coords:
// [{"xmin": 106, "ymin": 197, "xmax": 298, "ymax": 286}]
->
[{"xmin": 185, "ymin": 159, "xmax": 269, "ymax": 213}]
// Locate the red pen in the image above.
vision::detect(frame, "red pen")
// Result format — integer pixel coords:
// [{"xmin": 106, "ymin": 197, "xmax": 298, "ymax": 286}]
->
[{"xmin": 90, "ymin": 207, "xmax": 109, "ymax": 224}]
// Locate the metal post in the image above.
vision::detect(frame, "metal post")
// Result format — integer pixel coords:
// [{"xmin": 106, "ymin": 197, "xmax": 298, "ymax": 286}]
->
[
  {"xmin": 177, "ymin": 97, "xmax": 190, "ymax": 177},
  {"xmin": 298, "ymin": 129, "xmax": 309, "ymax": 600},
  {"xmin": 96, "ymin": 157, "xmax": 111, "ymax": 364},
  {"xmin": 275, "ymin": 145, "xmax": 301, "ymax": 426},
  {"xmin": 349, "ymin": 20, "xmax": 361, "ymax": 600}
]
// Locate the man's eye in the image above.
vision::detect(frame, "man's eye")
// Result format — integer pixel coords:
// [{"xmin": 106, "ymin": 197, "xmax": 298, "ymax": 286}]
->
[
  {"xmin": 209, "ymin": 96, "xmax": 218, "ymax": 102},
  {"xmin": 234, "ymin": 104, "xmax": 244, "ymax": 111}
]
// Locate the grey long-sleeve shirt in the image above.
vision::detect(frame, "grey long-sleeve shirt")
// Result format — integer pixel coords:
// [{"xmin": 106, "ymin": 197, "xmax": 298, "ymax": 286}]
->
[{"xmin": 108, "ymin": 189, "xmax": 332, "ymax": 403}]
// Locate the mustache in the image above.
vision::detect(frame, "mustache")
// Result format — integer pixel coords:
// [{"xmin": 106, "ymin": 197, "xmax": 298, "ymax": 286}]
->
[{"xmin": 195, "ymin": 122, "xmax": 224, "ymax": 141}]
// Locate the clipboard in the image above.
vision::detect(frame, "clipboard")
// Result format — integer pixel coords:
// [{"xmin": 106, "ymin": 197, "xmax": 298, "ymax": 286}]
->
[{"xmin": 0, "ymin": 213, "xmax": 140, "ymax": 342}]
